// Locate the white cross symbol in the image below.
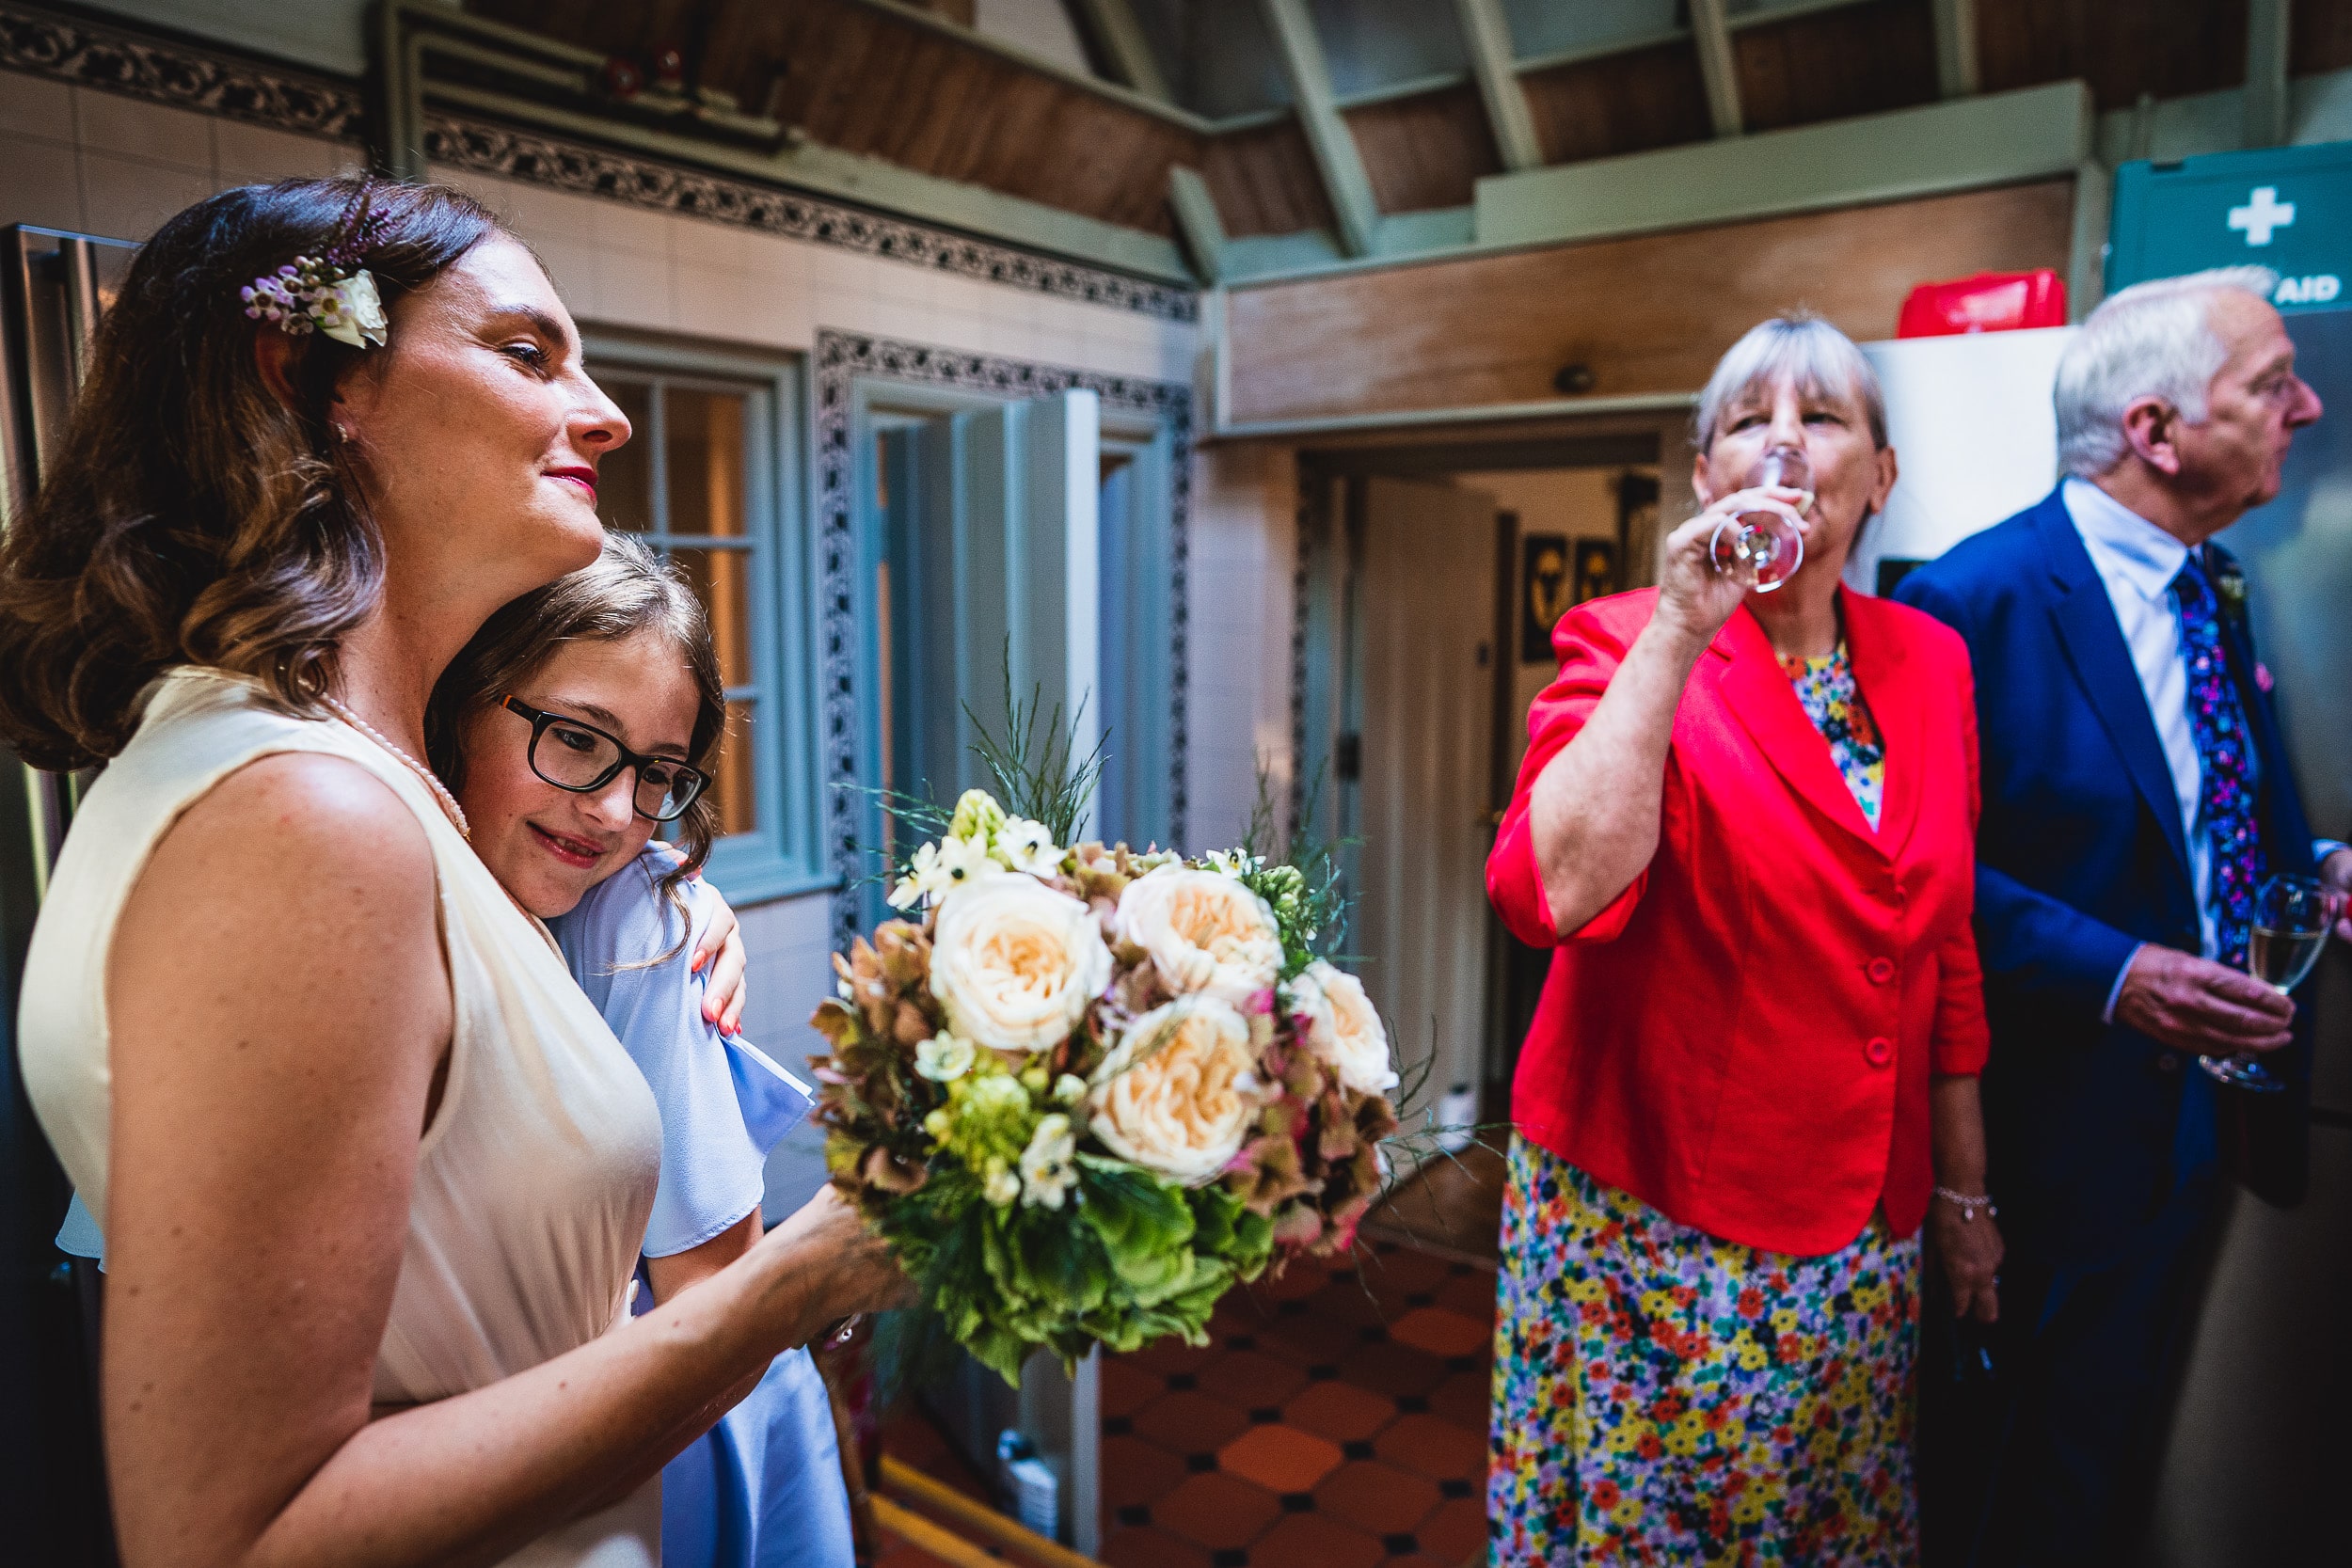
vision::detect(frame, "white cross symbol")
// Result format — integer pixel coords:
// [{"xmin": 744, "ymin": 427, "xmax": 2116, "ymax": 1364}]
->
[{"xmin": 2229, "ymin": 186, "xmax": 2296, "ymax": 246}]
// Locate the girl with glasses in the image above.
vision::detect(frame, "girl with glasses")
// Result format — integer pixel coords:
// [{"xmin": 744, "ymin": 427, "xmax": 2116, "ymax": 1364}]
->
[{"xmin": 426, "ymin": 531, "xmax": 857, "ymax": 1568}]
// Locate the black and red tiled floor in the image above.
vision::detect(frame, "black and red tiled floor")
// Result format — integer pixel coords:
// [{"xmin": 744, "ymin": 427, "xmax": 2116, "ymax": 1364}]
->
[
  {"xmin": 879, "ymin": 1146, "xmax": 1509, "ymax": 1567},
  {"xmin": 1092, "ymin": 1240, "xmax": 1494, "ymax": 1568}
]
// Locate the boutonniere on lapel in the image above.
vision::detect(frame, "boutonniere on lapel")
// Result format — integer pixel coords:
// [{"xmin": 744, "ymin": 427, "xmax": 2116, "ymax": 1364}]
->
[{"xmin": 2210, "ymin": 554, "xmax": 2252, "ymax": 632}]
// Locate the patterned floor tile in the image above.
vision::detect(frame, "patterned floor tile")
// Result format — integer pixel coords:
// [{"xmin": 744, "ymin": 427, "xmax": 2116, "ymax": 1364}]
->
[
  {"xmin": 1311, "ymin": 1459, "xmax": 1441, "ymax": 1537},
  {"xmin": 1283, "ymin": 1378, "xmax": 1397, "ymax": 1445},
  {"xmin": 1152, "ymin": 1471, "xmax": 1279, "ymax": 1551},
  {"xmin": 1247, "ymin": 1512, "xmax": 1387, "ymax": 1568},
  {"xmin": 1216, "ymin": 1422, "xmax": 1345, "ymax": 1494}
]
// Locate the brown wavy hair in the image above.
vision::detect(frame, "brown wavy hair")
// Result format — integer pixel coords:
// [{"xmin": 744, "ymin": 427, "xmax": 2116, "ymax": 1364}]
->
[
  {"xmin": 0, "ymin": 177, "xmax": 501, "ymax": 770},
  {"xmin": 425, "ymin": 532, "xmax": 729, "ymax": 955}
]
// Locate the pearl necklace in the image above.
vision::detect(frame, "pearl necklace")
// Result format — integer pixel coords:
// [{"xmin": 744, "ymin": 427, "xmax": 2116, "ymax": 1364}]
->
[{"xmin": 321, "ymin": 695, "xmax": 471, "ymax": 841}]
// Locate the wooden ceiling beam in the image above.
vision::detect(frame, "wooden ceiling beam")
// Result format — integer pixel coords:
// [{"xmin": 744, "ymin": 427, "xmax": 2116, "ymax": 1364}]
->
[
  {"xmin": 1168, "ymin": 166, "xmax": 1229, "ymax": 282},
  {"xmin": 1687, "ymin": 0, "xmax": 1744, "ymax": 137},
  {"xmin": 1258, "ymin": 0, "xmax": 1381, "ymax": 257},
  {"xmin": 1931, "ymin": 0, "xmax": 1979, "ymax": 98},
  {"xmin": 1065, "ymin": 0, "xmax": 1173, "ymax": 104},
  {"xmin": 2247, "ymin": 0, "xmax": 2292, "ymax": 147},
  {"xmin": 1452, "ymin": 0, "xmax": 1542, "ymax": 172}
]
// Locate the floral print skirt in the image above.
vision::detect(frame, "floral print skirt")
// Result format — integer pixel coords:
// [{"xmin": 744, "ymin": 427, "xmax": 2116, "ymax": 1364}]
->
[{"xmin": 1487, "ymin": 1138, "xmax": 1920, "ymax": 1566}]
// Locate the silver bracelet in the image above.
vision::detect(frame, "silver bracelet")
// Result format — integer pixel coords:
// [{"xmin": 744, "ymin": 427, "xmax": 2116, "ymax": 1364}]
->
[{"xmin": 1932, "ymin": 1186, "xmax": 1996, "ymax": 1223}]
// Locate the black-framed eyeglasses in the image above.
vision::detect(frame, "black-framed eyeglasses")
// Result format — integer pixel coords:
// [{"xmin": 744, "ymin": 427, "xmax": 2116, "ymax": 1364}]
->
[{"xmin": 501, "ymin": 694, "xmax": 708, "ymax": 823}]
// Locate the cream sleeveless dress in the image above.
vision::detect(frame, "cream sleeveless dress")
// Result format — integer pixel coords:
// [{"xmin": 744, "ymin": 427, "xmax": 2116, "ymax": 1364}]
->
[{"xmin": 17, "ymin": 667, "xmax": 667, "ymax": 1567}]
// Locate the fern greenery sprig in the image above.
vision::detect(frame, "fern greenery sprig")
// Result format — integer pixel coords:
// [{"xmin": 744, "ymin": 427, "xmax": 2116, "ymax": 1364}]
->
[
  {"xmin": 1236, "ymin": 762, "xmax": 1352, "ymax": 976},
  {"xmin": 964, "ymin": 653, "xmax": 1109, "ymax": 849}
]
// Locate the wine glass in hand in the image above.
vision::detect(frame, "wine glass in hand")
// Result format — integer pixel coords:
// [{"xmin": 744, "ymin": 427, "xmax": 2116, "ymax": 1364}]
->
[
  {"xmin": 2200, "ymin": 874, "xmax": 2344, "ymax": 1093},
  {"xmin": 1708, "ymin": 446, "xmax": 1812, "ymax": 593}
]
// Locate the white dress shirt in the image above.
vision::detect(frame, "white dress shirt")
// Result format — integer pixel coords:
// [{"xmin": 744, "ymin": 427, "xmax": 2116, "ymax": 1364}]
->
[
  {"xmin": 2062, "ymin": 478, "xmax": 2217, "ymax": 962},
  {"xmin": 2062, "ymin": 478, "xmax": 2344, "ymax": 1018}
]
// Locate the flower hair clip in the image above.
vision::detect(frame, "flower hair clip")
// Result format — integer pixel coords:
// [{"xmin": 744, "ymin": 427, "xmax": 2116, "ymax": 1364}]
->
[{"xmin": 240, "ymin": 205, "xmax": 389, "ymax": 349}]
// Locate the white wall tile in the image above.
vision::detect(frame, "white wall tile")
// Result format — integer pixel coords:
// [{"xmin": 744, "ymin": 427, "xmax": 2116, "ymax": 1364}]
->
[
  {"xmin": 215, "ymin": 120, "xmax": 352, "ymax": 183},
  {"xmin": 72, "ymin": 87, "xmax": 212, "ymax": 175},
  {"xmin": 498, "ymin": 176, "xmax": 600, "ymax": 246},
  {"xmin": 0, "ymin": 133, "xmax": 84, "ymax": 230},
  {"xmin": 78, "ymin": 150, "xmax": 213, "ymax": 243},
  {"xmin": 676, "ymin": 264, "xmax": 811, "ymax": 350},
  {"xmin": 672, "ymin": 211, "xmax": 757, "ymax": 273},
  {"xmin": 531, "ymin": 231, "xmax": 600, "ymax": 319},
  {"xmin": 0, "ymin": 68, "xmax": 73, "ymax": 144},
  {"xmin": 588, "ymin": 197, "xmax": 672, "ymax": 261},
  {"xmin": 589, "ymin": 245, "xmax": 675, "ymax": 331}
]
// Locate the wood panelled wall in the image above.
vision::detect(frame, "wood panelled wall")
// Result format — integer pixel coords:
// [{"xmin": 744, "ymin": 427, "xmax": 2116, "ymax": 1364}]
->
[
  {"xmin": 1343, "ymin": 85, "xmax": 1501, "ymax": 214},
  {"xmin": 1519, "ymin": 41, "xmax": 1713, "ymax": 166},
  {"xmin": 1735, "ymin": 0, "xmax": 1941, "ymax": 134},
  {"xmin": 476, "ymin": 0, "xmax": 1206, "ymax": 235},
  {"xmin": 1977, "ymin": 0, "xmax": 2252, "ymax": 110},
  {"xmin": 1221, "ymin": 180, "xmax": 2077, "ymax": 426},
  {"xmin": 1200, "ymin": 120, "xmax": 1331, "ymax": 237}
]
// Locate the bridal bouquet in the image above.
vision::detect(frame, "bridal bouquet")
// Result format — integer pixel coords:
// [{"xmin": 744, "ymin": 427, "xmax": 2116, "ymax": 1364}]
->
[{"xmin": 811, "ymin": 786, "xmax": 1401, "ymax": 1384}]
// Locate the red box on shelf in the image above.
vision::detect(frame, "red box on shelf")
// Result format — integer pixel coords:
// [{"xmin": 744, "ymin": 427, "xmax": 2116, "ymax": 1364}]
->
[{"xmin": 1896, "ymin": 269, "xmax": 2069, "ymax": 338}]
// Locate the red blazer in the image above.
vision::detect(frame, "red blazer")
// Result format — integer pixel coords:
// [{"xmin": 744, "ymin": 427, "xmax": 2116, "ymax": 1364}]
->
[{"xmin": 1488, "ymin": 587, "xmax": 1990, "ymax": 1256}]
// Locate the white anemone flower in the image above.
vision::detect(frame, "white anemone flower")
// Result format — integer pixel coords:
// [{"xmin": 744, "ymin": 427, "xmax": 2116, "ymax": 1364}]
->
[
  {"xmin": 997, "ymin": 816, "xmax": 1064, "ymax": 876},
  {"xmin": 914, "ymin": 1032, "xmax": 977, "ymax": 1082},
  {"xmin": 1018, "ymin": 1114, "xmax": 1080, "ymax": 1210}
]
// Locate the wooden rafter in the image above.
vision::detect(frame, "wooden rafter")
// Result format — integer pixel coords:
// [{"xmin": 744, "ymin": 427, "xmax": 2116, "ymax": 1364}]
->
[
  {"xmin": 2246, "ymin": 0, "xmax": 2292, "ymax": 147},
  {"xmin": 1065, "ymin": 0, "xmax": 1173, "ymax": 103},
  {"xmin": 1931, "ymin": 0, "xmax": 1979, "ymax": 98},
  {"xmin": 1452, "ymin": 0, "xmax": 1542, "ymax": 171},
  {"xmin": 1258, "ymin": 0, "xmax": 1381, "ymax": 257},
  {"xmin": 1687, "ymin": 0, "xmax": 1743, "ymax": 137}
]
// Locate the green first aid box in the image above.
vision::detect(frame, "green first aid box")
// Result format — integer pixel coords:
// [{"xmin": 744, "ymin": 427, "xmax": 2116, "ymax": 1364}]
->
[{"xmin": 2109, "ymin": 139, "xmax": 2352, "ymax": 309}]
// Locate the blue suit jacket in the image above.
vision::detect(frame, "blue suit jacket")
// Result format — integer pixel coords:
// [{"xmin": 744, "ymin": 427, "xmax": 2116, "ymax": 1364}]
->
[{"xmin": 1895, "ymin": 487, "xmax": 2315, "ymax": 1265}]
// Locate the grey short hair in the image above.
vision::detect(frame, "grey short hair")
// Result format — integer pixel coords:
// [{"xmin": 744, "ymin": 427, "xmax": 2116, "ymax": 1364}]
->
[
  {"xmin": 1692, "ymin": 311, "xmax": 1887, "ymax": 453},
  {"xmin": 2054, "ymin": 266, "xmax": 2280, "ymax": 479}
]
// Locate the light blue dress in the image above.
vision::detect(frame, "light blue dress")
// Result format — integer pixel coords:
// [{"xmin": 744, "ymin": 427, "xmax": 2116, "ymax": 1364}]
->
[{"xmin": 551, "ymin": 846, "xmax": 855, "ymax": 1568}]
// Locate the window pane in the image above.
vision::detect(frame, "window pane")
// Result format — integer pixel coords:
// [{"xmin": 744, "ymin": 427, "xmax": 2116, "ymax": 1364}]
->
[
  {"xmin": 708, "ymin": 699, "xmax": 758, "ymax": 836},
  {"xmin": 665, "ymin": 388, "xmax": 748, "ymax": 537},
  {"xmin": 670, "ymin": 546, "xmax": 755, "ymax": 688},
  {"xmin": 599, "ymin": 379, "xmax": 655, "ymax": 532}
]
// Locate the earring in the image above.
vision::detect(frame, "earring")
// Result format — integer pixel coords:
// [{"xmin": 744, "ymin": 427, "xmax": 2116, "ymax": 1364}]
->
[{"xmin": 330, "ymin": 424, "xmax": 351, "ymax": 444}]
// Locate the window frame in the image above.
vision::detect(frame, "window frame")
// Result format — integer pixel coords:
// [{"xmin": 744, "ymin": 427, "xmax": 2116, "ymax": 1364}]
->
[{"xmin": 582, "ymin": 332, "xmax": 828, "ymax": 905}]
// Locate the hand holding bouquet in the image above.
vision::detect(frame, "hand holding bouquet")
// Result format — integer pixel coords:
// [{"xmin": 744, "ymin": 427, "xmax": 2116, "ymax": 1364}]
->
[{"xmin": 812, "ymin": 788, "xmax": 1400, "ymax": 1384}]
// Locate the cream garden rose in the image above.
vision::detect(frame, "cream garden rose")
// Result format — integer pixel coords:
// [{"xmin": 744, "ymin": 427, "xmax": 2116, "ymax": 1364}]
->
[
  {"xmin": 1088, "ymin": 996, "xmax": 1260, "ymax": 1183},
  {"xmin": 1115, "ymin": 865, "xmax": 1282, "ymax": 1006},
  {"xmin": 930, "ymin": 875, "xmax": 1113, "ymax": 1054},
  {"xmin": 1283, "ymin": 960, "xmax": 1398, "ymax": 1096}
]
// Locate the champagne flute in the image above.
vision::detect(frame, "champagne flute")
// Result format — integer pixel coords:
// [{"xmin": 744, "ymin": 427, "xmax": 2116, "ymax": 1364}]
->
[
  {"xmin": 2199, "ymin": 874, "xmax": 2343, "ymax": 1093},
  {"xmin": 1709, "ymin": 446, "xmax": 1811, "ymax": 593}
]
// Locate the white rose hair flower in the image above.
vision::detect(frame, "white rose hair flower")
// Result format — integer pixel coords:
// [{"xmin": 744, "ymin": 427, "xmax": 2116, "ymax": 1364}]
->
[
  {"xmin": 1088, "ymin": 995, "xmax": 1261, "ymax": 1184},
  {"xmin": 928, "ymin": 874, "xmax": 1114, "ymax": 1054},
  {"xmin": 1284, "ymin": 960, "xmax": 1398, "ymax": 1096},
  {"xmin": 1115, "ymin": 865, "xmax": 1283, "ymax": 1006}
]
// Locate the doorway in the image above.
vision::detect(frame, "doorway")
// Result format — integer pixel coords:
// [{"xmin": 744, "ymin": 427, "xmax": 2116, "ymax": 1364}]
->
[{"xmin": 1294, "ymin": 420, "xmax": 1689, "ymax": 1169}]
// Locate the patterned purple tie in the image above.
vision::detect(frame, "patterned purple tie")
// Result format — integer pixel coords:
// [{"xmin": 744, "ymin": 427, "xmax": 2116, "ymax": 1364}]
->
[{"xmin": 2172, "ymin": 555, "xmax": 2264, "ymax": 967}]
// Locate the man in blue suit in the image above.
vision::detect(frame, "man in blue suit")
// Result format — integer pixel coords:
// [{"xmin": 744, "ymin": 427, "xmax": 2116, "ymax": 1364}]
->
[{"xmin": 1897, "ymin": 266, "xmax": 2351, "ymax": 1564}]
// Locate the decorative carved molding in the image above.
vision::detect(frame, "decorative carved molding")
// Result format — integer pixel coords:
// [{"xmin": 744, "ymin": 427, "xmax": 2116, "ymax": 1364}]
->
[
  {"xmin": 424, "ymin": 113, "xmax": 1198, "ymax": 324},
  {"xmin": 813, "ymin": 329, "xmax": 1191, "ymax": 950},
  {"xmin": 0, "ymin": 2, "xmax": 363, "ymax": 139}
]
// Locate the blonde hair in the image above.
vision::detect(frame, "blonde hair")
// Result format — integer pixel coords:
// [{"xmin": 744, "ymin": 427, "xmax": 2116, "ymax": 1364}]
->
[{"xmin": 1693, "ymin": 310, "xmax": 1887, "ymax": 453}]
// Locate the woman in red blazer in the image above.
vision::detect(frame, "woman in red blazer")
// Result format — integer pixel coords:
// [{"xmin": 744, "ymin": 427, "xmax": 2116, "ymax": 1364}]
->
[{"xmin": 1486, "ymin": 313, "xmax": 2000, "ymax": 1567}]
